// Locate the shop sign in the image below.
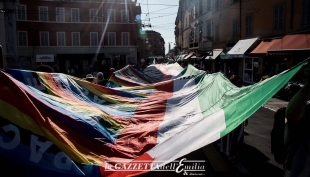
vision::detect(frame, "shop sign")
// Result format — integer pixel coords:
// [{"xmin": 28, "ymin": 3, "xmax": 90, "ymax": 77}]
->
[{"xmin": 36, "ymin": 54, "xmax": 54, "ymax": 62}]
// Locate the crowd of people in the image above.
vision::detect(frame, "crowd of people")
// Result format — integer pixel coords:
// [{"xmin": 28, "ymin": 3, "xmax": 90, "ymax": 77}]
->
[{"xmin": 33, "ymin": 64, "xmax": 115, "ymax": 86}]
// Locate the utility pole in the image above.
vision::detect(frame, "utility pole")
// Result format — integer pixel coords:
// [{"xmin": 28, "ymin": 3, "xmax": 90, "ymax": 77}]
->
[{"xmin": 239, "ymin": 0, "xmax": 242, "ymax": 39}]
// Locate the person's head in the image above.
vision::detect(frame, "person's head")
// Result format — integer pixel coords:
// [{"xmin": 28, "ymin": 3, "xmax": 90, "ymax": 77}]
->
[
  {"xmin": 85, "ymin": 74, "xmax": 94, "ymax": 83},
  {"xmin": 97, "ymin": 72, "xmax": 104, "ymax": 82},
  {"xmin": 33, "ymin": 64, "xmax": 54, "ymax": 73},
  {"xmin": 229, "ymin": 75, "xmax": 243, "ymax": 88},
  {"xmin": 303, "ymin": 64, "xmax": 310, "ymax": 83},
  {"xmin": 194, "ymin": 64, "xmax": 200, "ymax": 69}
]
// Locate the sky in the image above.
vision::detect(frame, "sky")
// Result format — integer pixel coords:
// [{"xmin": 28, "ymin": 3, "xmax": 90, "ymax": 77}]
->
[{"xmin": 136, "ymin": 0, "xmax": 179, "ymax": 54}]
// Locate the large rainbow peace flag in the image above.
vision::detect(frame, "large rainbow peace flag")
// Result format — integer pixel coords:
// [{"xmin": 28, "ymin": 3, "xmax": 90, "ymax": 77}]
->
[{"xmin": 0, "ymin": 59, "xmax": 307, "ymax": 177}]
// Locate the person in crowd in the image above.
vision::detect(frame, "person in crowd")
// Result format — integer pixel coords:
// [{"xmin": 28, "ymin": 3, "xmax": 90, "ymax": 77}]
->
[
  {"xmin": 93, "ymin": 70, "xmax": 98, "ymax": 78},
  {"xmin": 53, "ymin": 67, "xmax": 59, "ymax": 73},
  {"xmin": 96, "ymin": 72, "xmax": 107, "ymax": 86},
  {"xmin": 84, "ymin": 74, "xmax": 95, "ymax": 83},
  {"xmin": 227, "ymin": 67, "xmax": 233, "ymax": 79},
  {"xmin": 220, "ymin": 75, "xmax": 248, "ymax": 163},
  {"xmin": 102, "ymin": 63, "xmax": 110, "ymax": 79},
  {"xmin": 283, "ymin": 64, "xmax": 310, "ymax": 177},
  {"xmin": 108, "ymin": 68, "xmax": 115, "ymax": 80},
  {"xmin": 67, "ymin": 66, "xmax": 74, "ymax": 75},
  {"xmin": 194, "ymin": 64, "xmax": 200, "ymax": 70},
  {"xmin": 33, "ymin": 64, "xmax": 54, "ymax": 73}
]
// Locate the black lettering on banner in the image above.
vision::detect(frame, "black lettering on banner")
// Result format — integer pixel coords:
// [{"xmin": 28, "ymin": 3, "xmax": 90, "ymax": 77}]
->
[{"xmin": 179, "ymin": 75, "xmax": 195, "ymax": 81}]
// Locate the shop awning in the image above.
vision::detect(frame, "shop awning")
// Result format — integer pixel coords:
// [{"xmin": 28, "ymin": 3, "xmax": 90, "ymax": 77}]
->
[
  {"xmin": 36, "ymin": 54, "xmax": 54, "ymax": 62},
  {"xmin": 205, "ymin": 49, "xmax": 223, "ymax": 60},
  {"xmin": 190, "ymin": 56, "xmax": 204, "ymax": 60},
  {"xmin": 250, "ymin": 39, "xmax": 281, "ymax": 54},
  {"xmin": 183, "ymin": 52, "xmax": 195, "ymax": 60},
  {"xmin": 268, "ymin": 34, "xmax": 310, "ymax": 52},
  {"xmin": 228, "ymin": 37, "xmax": 259, "ymax": 58}
]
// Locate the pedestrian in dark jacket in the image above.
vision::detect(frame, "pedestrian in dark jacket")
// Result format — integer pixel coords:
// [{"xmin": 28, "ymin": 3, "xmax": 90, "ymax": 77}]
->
[{"xmin": 284, "ymin": 64, "xmax": 310, "ymax": 177}]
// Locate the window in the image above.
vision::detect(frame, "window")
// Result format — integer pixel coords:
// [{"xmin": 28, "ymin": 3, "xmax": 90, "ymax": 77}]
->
[
  {"xmin": 189, "ymin": 29, "xmax": 194, "ymax": 42},
  {"xmin": 17, "ymin": 31, "xmax": 27, "ymax": 46},
  {"xmin": 107, "ymin": 9, "xmax": 115, "ymax": 22},
  {"xmin": 232, "ymin": 19, "xmax": 238, "ymax": 38},
  {"xmin": 57, "ymin": 32, "xmax": 65, "ymax": 46},
  {"xmin": 243, "ymin": 58, "xmax": 260, "ymax": 83},
  {"xmin": 274, "ymin": 4, "xmax": 284, "ymax": 31},
  {"xmin": 121, "ymin": 9, "xmax": 129, "ymax": 22},
  {"xmin": 206, "ymin": 20, "xmax": 211, "ymax": 38},
  {"xmin": 302, "ymin": 0, "xmax": 310, "ymax": 28},
  {"xmin": 185, "ymin": 17, "xmax": 187, "ymax": 28},
  {"xmin": 72, "ymin": 32, "xmax": 80, "ymax": 46},
  {"xmin": 207, "ymin": 0, "xmax": 211, "ymax": 12},
  {"xmin": 90, "ymin": 32, "xmax": 98, "ymax": 46},
  {"xmin": 108, "ymin": 32, "xmax": 116, "ymax": 46},
  {"xmin": 215, "ymin": 0, "xmax": 221, "ymax": 11},
  {"xmin": 215, "ymin": 25, "xmax": 219, "ymax": 41},
  {"xmin": 71, "ymin": 8, "xmax": 79, "ymax": 22},
  {"xmin": 17, "ymin": 5, "xmax": 26, "ymax": 20},
  {"xmin": 246, "ymin": 15, "xmax": 252, "ymax": 36},
  {"xmin": 122, "ymin": 32, "xmax": 129, "ymax": 45},
  {"xmin": 56, "ymin": 7, "xmax": 65, "ymax": 22},
  {"xmin": 40, "ymin": 31, "xmax": 49, "ymax": 46},
  {"xmin": 89, "ymin": 9, "xmax": 98, "ymax": 22},
  {"xmin": 192, "ymin": 7, "xmax": 196, "ymax": 20},
  {"xmin": 39, "ymin": 6, "xmax": 48, "ymax": 21}
]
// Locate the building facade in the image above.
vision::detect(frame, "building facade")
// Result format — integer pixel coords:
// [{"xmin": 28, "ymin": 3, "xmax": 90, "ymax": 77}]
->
[
  {"xmin": 175, "ymin": 0, "xmax": 310, "ymax": 84},
  {"xmin": 1, "ymin": 0, "xmax": 19, "ymax": 69},
  {"xmin": 15, "ymin": 0, "xmax": 140, "ymax": 74},
  {"xmin": 175, "ymin": 0, "xmax": 213, "ymax": 69}
]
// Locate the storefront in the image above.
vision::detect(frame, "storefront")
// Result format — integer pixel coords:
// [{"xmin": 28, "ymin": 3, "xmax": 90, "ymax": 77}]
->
[
  {"xmin": 203, "ymin": 49, "xmax": 224, "ymax": 73},
  {"xmin": 228, "ymin": 37, "xmax": 259, "ymax": 83},
  {"xmin": 243, "ymin": 57, "xmax": 261, "ymax": 83},
  {"xmin": 249, "ymin": 33, "xmax": 310, "ymax": 83}
]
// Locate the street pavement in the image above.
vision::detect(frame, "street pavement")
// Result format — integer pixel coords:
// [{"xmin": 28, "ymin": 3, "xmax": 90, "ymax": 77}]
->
[{"xmin": 142, "ymin": 97, "xmax": 288, "ymax": 177}]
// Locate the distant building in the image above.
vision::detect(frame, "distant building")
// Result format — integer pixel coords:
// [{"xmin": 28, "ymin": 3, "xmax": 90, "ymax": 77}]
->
[
  {"xmin": 175, "ymin": 0, "xmax": 213, "ymax": 70},
  {"xmin": 13, "ymin": 0, "xmax": 140, "ymax": 73},
  {"xmin": 140, "ymin": 30, "xmax": 165, "ymax": 59}
]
